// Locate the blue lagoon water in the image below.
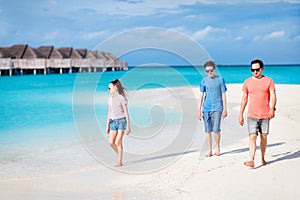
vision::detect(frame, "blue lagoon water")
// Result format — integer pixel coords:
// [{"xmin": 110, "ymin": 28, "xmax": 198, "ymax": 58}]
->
[{"xmin": 0, "ymin": 65, "xmax": 299, "ymax": 174}]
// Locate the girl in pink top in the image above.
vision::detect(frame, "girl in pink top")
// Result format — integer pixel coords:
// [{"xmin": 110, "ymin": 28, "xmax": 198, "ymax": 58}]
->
[{"xmin": 106, "ymin": 79, "xmax": 131, "ymax": 167}]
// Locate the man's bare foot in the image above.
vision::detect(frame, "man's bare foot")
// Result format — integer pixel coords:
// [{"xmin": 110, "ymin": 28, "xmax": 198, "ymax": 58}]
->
[
  {"xmin": 214, "ymin": 149, "xmax": 221, "ymax": 156},
  {"xmin": 262, "ymin": 160, "xmax": 269, "ymax": 166},
  {"xmin": 244, "ymin": 160, "xmax": 254, "ymax": 168}
]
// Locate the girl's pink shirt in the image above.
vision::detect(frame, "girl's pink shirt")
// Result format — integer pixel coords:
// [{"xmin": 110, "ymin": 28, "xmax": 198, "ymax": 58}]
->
[
  {"xmin": 243, "ymin": 76, "xmax": 275, "ymax": 119},
  {"xmin": 108, "ymin": 95, "xmax": 128, "ymax": 120}
]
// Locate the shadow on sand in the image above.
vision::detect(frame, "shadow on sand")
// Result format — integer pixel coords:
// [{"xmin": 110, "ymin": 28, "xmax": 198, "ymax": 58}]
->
[
  {"xmin": 125, "ymin": 149, "xmax": 199, "ymax": 166},
  {"xmin": 221, "ymin": 142, "xmax": 285, "ymax": 156},
  {"xmin": 125, "ymin": 142, "xmax": 300, "ymax": 168},
  {"xmin": 222, "ymin": 141, "xmax": 300, "ymax": 169},
  {"xmin": 268, "ymin": 150, "xmax": 300, "ymax": 164},
  {"xmin": 254, "ymin": 149, "xmax": 300, "ymax": 169}
]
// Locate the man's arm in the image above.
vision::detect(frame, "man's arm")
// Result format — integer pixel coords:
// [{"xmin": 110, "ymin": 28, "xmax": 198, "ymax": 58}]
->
[
  {"xmin": 269, "ymin": 90, "xmax": 277, "ymax": 118},
  {"xmin": 239, "ymin": 91, "xmax": 248, "ymax": 126}
]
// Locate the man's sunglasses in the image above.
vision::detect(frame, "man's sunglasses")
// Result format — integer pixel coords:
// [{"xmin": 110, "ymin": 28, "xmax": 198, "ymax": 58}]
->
[{"xmin": 251, "ymin": 68, "xmax": 261, "ymax": 72}]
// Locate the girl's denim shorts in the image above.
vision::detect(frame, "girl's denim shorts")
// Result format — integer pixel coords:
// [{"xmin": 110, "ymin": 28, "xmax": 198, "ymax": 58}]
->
[{"xmin": 109, "ymin": 117, "xmax": 127, "ymax": 131}]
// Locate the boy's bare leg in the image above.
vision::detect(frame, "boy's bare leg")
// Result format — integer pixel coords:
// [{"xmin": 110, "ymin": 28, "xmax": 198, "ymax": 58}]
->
[
  {"xmin": 206, "ymin": 132, "xmax": 213, "ymax": 157},
  {"xmin": 214, "ymin": 132, "xmax": 221, "ymax": 156}
]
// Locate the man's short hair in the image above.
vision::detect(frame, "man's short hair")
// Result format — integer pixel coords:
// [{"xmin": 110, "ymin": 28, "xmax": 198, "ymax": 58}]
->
[{"xmin": 251, "ymin": 59, "xmax": 264, "ymax": 69}]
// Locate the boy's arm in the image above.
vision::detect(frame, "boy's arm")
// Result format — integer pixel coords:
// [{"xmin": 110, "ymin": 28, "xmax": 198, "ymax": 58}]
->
[
  {"xmin": 222, "ymin": 92, "xmax": 228, "ymax": 118},
  {"xmin": 198, "ymin": 92, "xmax": 204, "ymax": 120}
]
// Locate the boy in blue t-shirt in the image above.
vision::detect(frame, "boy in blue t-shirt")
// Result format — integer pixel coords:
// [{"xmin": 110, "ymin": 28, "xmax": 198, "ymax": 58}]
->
[{"xmin": 198, "ymin": 61, "xmax": 228, "ymax": 157}]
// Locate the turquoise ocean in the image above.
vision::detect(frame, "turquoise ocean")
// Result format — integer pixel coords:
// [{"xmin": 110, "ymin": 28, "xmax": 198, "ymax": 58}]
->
[{"xmin": 0, "ymin": 65, "xmax": 299, "ymax": 176}]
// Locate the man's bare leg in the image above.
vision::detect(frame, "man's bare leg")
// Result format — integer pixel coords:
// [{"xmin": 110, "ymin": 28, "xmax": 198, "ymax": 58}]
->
[
  {"xmin": 244, "ymin": 134, "xmax": 257, "ymax": 168},
  {"xmin": 260, "ymin": 134, "xmax": 268, "ymax": 165}
]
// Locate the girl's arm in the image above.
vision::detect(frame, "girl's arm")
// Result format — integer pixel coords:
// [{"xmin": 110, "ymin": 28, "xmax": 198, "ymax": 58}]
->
[
  {"xmin": 122, "ymin": 104, "xmax": 131, "ymax": 135},
  {"xmin": 106, "ymin": 106, "xmax": 111, "ymax": 134}
]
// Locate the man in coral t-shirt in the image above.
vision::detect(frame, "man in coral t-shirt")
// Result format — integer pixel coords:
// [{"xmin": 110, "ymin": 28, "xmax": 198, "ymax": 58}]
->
[{"xmin": 239, "ymin": 59, "xmax": 277, "ymax": 169}]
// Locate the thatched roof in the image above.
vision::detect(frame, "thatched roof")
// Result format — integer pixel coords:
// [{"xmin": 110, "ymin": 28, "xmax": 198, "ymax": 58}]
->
[
  {"xmin": 49, "ymin": 48, "xmax": 63, "ymax": 59},
  {"xmin": 98, "ymin": 52, "xmax": 109, "ymax": 60},
  {"xmin": 87, "ymin": 51, "xmax": 110, "ymax": 60},
  {"xmin": 86, "ymin": 50, "xmax": 97, "ymax": 59},
  {"xmin": 58, "ymin": 47, "xmax": 73, "ymax": 58},
  {"xmin": 22, "ymin": 47, "xmax": 38, "ymax": 59},
  {"xmin": 86, "ymin": 50, "xmax": 114, "ymax": 60},
  {"xmin": 70, "ymin": 49, "xmax": 84, "ymax": 59},
  {"xmin": 76, "ymin": 49, "xmax": 87, "ymax": 58},
  {"xmin": 0, "ymin": 45, "xmax": 123, "ymax": 65},
  {"xmin": 0, "ymin": 47, "xmax": 11, "ymax": 58},
  {"xmin": 35, "ymin": 46, "xmax": 54, "ymax": 58},
  {"xmin": 2, "ymin": 44, "xmax": 28, "ymax": 58},
  {"xmin": 105, "ymin": 52, "xmax": 118, "ymax": 61}
]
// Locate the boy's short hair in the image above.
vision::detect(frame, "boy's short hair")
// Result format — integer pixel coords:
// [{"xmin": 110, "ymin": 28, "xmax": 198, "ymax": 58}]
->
[{"xmin": 204, "ymin": 60, "xmax": 216, "ymax": 69}]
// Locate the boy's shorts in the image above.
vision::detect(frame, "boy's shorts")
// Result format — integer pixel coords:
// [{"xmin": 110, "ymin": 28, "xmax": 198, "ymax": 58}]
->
[
  {"xmin": 203, "ymin": 111, "xmax": 222, "ymax": 133},
  {"xmin": 247, "ymin": 117, "xmax": 270, "ymax": 135}
]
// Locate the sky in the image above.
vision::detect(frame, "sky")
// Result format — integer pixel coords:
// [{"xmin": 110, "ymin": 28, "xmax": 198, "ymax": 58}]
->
[{"xmin": 0, "ymin": 0, "xmax": 300, "ymax": 65}]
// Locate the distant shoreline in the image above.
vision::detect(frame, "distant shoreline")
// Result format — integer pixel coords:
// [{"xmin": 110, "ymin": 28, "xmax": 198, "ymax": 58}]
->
[{"xmin": 128, "ymin": 64, "xmax": 300, "ymax": 68}]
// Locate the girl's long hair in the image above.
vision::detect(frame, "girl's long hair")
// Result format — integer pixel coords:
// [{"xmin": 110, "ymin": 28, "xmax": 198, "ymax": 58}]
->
[{"xmin": 110, "ymin": 79, "xmax": 126, "ymax": 97}]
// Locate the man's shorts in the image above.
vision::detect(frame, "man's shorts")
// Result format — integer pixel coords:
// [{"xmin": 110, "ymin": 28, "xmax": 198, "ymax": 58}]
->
[
  {"xmin": 247, "ymin": 117, "xmax": 270, "ymax": 135},
  {"xmin": 109, "ymin": 117, "xmax": 127, "ymax": 131},
  {"xmin": 203, "ymin": 111, "xmax": 222, "ymax": 133}
]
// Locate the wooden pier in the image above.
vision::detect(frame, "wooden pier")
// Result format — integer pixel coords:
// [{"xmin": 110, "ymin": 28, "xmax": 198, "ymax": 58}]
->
[{"xmin": 0, "ymin": 45, "xmax": 128, "ymax": 76}]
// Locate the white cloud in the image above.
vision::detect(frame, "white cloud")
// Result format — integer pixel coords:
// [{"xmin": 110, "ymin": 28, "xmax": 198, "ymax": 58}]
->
[
  {"xmin": 44, "ymin": 31, "xmax": 60, "ymax": 40},
  {"xmin": 254, "ymin": 31, "xmax": 286, "ymax": 41},
  {"xmin": 184, "ymin": 15, "xmax": 197, "ymax": 19},
  {"xmin": 265, "ymin": 31, "xmax": 285, "ymax": 39},
  {"xmin": 170, "ymin": 26, "xmax": 187, "ymax": 33},
  {"xmin": 234, "ymin": 36, "xmax": 243, "ymax": 41},
  {"xmin": 294, "ymin": 35, "xmax": 300, "ymax": 40},
  {"xmin": 105, "ymin": 0, "xmax": 300, "ymax": 16},
  {"xmin": 192, "ymin": 26, "xmax": 228, "ymax": 40},
  {"xmin": 81, "ymin": 31, "xmax": 107, "ymax": 40},
  {"xmin": 47, "ymin": 0, "xmax": 57, "ymax": 6},
  {"xmin": 254, "ymin": 35, "xmax": 262, "ymax": 41},
  {"xmin": 37, "ymin": 0, "xmax": 300, "ymax": 18},
  {"xmin": 95, "ymin": 27, "xmax": 212, "ymax": 65}
]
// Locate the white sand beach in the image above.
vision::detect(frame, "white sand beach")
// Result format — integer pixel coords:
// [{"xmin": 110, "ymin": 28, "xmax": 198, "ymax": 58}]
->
[{"xmin": 1, "ymin": 84, "xmax": 300, "ymax": 200}]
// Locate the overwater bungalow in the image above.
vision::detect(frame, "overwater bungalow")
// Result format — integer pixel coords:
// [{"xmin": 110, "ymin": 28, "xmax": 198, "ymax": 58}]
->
[{"xmin": 0, "ymin": 44, "xmax": 128, "ymax": 76}]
